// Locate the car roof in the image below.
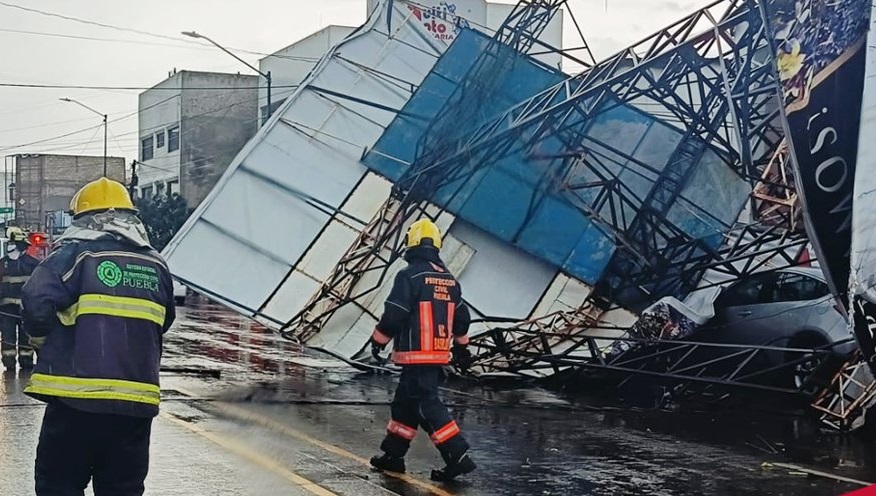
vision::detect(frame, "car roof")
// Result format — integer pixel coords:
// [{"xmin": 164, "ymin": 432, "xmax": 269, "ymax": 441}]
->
[{"xmin": 777, "ymin": 265, "xmax": 827, "ymax": 282}]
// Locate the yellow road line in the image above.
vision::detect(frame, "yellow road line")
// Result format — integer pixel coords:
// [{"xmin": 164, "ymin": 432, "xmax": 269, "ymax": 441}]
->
[
  {"xmin": 170, "ymin": 386, "xmax": 455, "ymax": 496},
  {"xmin": 158, "ymin": 411, "xmax": 337, "ymax": 496}
]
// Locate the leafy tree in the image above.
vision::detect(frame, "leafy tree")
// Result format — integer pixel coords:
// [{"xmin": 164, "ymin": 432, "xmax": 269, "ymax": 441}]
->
[{"xmin": 135, "ymin": 193, "xmax": 190, "ymax": 251}]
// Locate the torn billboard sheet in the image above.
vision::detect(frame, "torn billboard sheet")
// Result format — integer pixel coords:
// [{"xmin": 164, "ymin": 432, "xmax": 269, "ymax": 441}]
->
[
  {"xmin": 763, "ymin": 0, "xmax": 873, "ymax": 365},
  {"xmin": 607, "ymin": 287, "xmax": 720, "ymax": 358},
  {"xmin": 762, "ymin": 0, "xmax": 868, "ymax": 305},
  {"xmin": 163, "ymin": 0, "xmax": 455, "ymax": 323},
  {"xmin": 851, "ymin": 2, "xmax": 876, "ymax": 366}
]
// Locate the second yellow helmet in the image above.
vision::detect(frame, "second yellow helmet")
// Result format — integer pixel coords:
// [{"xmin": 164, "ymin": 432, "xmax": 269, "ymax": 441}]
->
[{"xmin": 406, "ymin": 218, "xmax": 442, "ymax": 250}]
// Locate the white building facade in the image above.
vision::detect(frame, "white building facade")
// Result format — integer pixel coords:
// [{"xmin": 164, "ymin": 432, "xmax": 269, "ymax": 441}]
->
[{"xmin": 137, "ymin": 70, "xmax": 258, "ymax": 207}]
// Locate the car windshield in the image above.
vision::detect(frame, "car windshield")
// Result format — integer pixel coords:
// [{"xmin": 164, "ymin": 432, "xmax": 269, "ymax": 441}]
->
[
  {"xmin": 717, "ymin": 271, "xmax": 829, "ymax": 307},
  {"xmin": 772, "ymin": 272, "xmax": 829, "ymax": 302}
]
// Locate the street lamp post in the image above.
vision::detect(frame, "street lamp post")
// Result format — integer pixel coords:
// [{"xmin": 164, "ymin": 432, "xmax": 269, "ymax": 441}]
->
[
  {"xmin": 60, "ymin": 98, "xmax": 108, "ymax": 176},
  {"xmin": 181, "ymin": 31, "xmax": 273, "ymax": 125}
]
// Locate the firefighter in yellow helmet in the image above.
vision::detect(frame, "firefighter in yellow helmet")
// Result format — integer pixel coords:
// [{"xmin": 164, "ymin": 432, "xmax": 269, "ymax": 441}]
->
[
  {"xmin": 0, "ymin": 227, "xmax": 40, "ymax": 371},
  {"xmin": 369, "ymin": 218, "xmax": 476, "ymax": 481},
  {"xmin": 22, "ymin": 177, "xmax": 175, "ymax": 495}
]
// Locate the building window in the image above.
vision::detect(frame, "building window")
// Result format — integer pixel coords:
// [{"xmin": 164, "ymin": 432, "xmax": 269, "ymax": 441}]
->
[
  {"xmin": 141, "ymin": 136, "xmax": 154, "ymax": 161},
  {"xmin": 167, "ymin": 126, "xmax": 180, "ymax": 152},
  {"xmin": 141, "ymin": 186, "xmax": 153, "ymax": 199},
  {"xmin": 168, "ymin": 180, "xmax": 179, "ymax": 195},
  {"xmin": 156, "ymin": 130, "xmax": 165, "ymax": 148}
]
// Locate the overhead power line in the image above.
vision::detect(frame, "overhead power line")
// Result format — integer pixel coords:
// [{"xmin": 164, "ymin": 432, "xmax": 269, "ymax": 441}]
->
[
  {"xmin": 0, "ymin": 27, "xmax": 323, "ymax": 62},
  {"xmin": 0, "ymin": 123, "xmax": 103, "ymax": 153},
  {"xmin": 0, "ymin": 92, "xmax": 260, "ymax": 154},
  {"xmin": 0, "ymin": 27, "xmax": 220, "ymax": 49},
  {"xmin": 0, "ymin": 1, "xmax": 199, "ymax": 44},
  {"xmin": 0, "ymin": 2, "xmax": 323, "ymax": 62},
  {"xmin": 0, "ymin": 82, "xmax": 298, "ymax": 91}
]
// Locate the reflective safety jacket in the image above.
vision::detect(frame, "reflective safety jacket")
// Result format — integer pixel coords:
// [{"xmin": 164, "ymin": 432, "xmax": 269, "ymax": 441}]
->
[
  {"xmin": 371, "ymin": 247, "xmax": 470, "ymax": 366},
  {"xmin": 22, "ymin": 238, "xmax": 175, "ymax": 418},
  {"xmin": 0, "ymin": 253, "xmax": 39, "ymax": 308}
]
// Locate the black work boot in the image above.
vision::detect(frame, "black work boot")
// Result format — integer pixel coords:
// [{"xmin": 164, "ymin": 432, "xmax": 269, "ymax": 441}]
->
[
  {"xmin": 370, "ymin": 453, "xmax": 406, "ymax": 473},
  {"xmin": 431, "ymin": 453, "xmax": 476, "ymax": 482},
  {"xmin": 1, "ymin": 356, "xmax": 14, "ymax": 371}
]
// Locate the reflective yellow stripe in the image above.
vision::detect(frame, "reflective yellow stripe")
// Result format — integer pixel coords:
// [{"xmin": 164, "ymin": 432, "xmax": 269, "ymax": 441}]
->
[
  {"xmin": 25, "ymin": 373, "xmax": 160, "ymax": 406},
  {"xmin": 1, "ymin": 276, "xmax": 29, "ymax": 283},
  {"xmin": 0, "ymin": 297, "xmax": 21, "ymax": 305},
  {"xmin": 28, "ymin": 373, "xmax": 159, "ymax": 392},
  {"xmin": 57, "ymin": 294, "xmax": 166, "ymax": 326}
]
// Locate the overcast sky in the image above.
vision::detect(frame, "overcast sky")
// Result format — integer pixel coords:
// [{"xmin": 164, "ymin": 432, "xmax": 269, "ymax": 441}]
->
[{"xmin": 0, "ymin": 0, "xmax": 708, "ymax": 166}]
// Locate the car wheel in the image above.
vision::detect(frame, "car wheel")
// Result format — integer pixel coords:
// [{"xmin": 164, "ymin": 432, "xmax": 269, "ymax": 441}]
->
[{"xmin": 788, "ymin": 334, "xmax": 828, "ymax": 393}]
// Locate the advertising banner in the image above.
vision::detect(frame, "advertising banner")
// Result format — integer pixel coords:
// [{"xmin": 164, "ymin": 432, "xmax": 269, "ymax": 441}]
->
[{"xmin": 762, "ymin": 0, "xmax": 874, "ymax": 363}]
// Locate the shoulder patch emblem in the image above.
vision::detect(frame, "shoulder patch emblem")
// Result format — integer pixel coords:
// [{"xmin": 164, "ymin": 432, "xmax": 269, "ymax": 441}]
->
[{"xmin": 97, "ymin": 260, "xmax": 123, "ymax": 288}]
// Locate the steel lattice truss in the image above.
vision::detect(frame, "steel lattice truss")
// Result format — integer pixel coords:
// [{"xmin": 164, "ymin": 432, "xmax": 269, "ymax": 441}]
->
[
  {"xmin": 811, "ymin": 353, "xmax": 876, "ymax": 431},
  {"xmin": 496, "ymin": 0, "xmax": 595, "ymax": 63},
  {"xmin": 281, "ymin": 1, "xmax": 578, "ymax": 341},
  {"xmin": 286, "ymin": 0, "xmax": 804, "ymax": 351},
  {"xmin": 467, "ymin": 222, "xmax": 808, "ymax": 370},
  {"xmin": 470, "ymin": 316, "xmax": 851, "ymax": 396},
  {"xmin": 399, "ymin": 0, "xmax": 790, "ymax": 309},
  {"xmin": 280, "ymin": 197, "xmax": 408, "ymax": 342},
  {"xmin": 270, "ymin": 0, "xmax": 876, "ymax": 428},
  {"xmin": 751, "ymin": 140, "xmax": 800, "ymax": 231},
  {"xmin": 410, "ymin": 0, "xmax": 574, "ymax": 188}
]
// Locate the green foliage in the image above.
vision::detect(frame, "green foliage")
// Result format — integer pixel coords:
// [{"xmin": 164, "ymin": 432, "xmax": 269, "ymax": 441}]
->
[{"xmin": 135, "ymin": 193, "xmax": 190, "ymax": 251}]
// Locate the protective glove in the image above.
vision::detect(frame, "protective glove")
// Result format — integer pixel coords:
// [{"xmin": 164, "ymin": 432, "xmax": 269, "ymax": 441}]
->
[
  {"xmin": 370, "ymin": 338, "xmax": 387, "ymax": 364},
  {"xmin": 451, "ymin": 345, "xmax": 473, "ymax": 371}
]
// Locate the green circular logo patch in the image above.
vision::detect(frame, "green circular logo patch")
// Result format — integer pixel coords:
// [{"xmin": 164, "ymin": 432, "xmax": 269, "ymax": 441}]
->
[{"xmin": 97, "ymin": 260, "xmax": 123, "ymax": 288}]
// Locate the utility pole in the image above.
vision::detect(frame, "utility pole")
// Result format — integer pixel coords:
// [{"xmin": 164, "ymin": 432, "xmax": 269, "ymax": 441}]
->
[
  {"xmin": 60, "ymin": 98, "xmax": 108, "ymax": 176},
  {"xmin": 129, "ymin": 160, "xmax": 139, "ymax": 198},
  {"xmin": 181, "ymin": 31, "xmax": 273, "ymax": 125},
  {"xmin": 266, "ymin": 70, "xmax": 272, "ymax": 125},
  {"xmin": 103, "ymin": 113, "xmax": 107, "ymax": 176}
]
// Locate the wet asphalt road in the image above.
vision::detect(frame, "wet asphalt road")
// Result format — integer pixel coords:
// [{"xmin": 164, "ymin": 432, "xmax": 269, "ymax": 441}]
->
[{"xmin": 2, "ymin": 300, "xmax": 876, "ymax": 495}]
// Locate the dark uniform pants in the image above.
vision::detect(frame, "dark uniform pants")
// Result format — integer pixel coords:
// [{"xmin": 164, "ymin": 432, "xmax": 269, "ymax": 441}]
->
[
  {"xmin": 35, "ymin": 402, "xmax": 152, "ymax": 496},
  {"xmin": 0, "ymin": 305, "xmax": 31, "ymax": 368},
  {"xmin": 380, "ymin": 366, "xmax": 469, "ymax": 463}
]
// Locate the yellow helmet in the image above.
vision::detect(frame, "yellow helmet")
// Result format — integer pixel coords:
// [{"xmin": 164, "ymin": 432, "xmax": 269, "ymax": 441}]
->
[
  {"xmin": 406, "ymin": 218, "xmax": 442, "ymax": 250},
  {"xmin": 70, "ymin": 177, "xmax": 135, "ymax": 217},
  {"xmin": 6, "ymin": 227, "xmax": 29, "ymax": 244}
]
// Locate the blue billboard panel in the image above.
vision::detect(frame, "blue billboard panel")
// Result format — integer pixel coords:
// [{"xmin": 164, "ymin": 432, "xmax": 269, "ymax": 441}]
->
[{"xmin": 364, "ymin": 29, "xmax": 748, "ymax": 285}]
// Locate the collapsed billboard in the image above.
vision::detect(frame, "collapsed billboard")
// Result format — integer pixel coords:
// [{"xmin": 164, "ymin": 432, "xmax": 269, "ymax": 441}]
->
[
  {"xmin": 762, "ymin": 0, "xmax": 874, "ymax": 362},
  {"xmin": 161, "ymin": 0, "xmax": 580, "ymax": 358},
  {"xmin": 163, "ymin": 1, "xmax": 458, "ymax": 321}
]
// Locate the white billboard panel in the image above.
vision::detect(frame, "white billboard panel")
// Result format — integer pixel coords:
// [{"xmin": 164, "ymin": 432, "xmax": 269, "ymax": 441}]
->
[{"xmin": 164, "ymin": 1, "xmax": 453, "ymax": 324}]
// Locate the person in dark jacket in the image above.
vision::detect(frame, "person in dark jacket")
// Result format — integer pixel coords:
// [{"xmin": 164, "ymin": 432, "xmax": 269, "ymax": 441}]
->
[
  {"xmin": 369, "ymin": 218, "xmax": 476, "ymax": 482},
  {"xmin": 0, "ymin": 229, "xmax": 40, "ymax": 370},
  {"xmin": 22, "ymin": 177, "xmax": 176, "ymax": 496}
]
